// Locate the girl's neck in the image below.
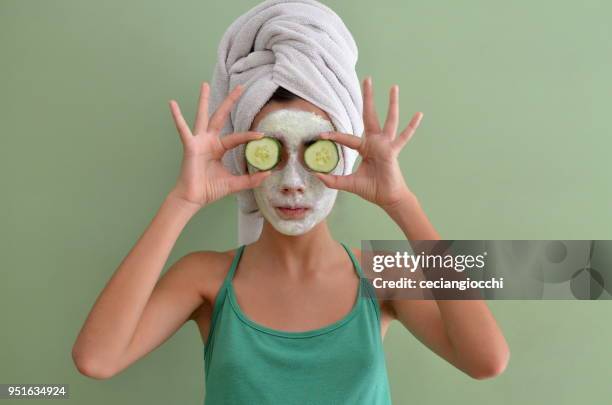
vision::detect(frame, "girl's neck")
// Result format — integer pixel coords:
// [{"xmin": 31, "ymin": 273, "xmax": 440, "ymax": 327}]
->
[{"xmin": 248, "ymin": 220, "xmax": 342, "ymax": 277}]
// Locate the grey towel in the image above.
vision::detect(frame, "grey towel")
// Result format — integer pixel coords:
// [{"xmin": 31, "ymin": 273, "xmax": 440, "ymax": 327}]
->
[{"xmin": 208, "ymin": 0, "xmax": 363, "ymax": 245}]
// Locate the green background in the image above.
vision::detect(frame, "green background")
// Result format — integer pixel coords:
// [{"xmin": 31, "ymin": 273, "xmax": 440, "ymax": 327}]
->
[{"xmin": 1, "ymin": 0, "xmax": 611, "ymax": 403}]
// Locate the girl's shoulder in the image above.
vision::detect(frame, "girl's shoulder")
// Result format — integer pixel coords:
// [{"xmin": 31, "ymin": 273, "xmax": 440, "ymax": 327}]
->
[{"xmin": 179, "ymin": 248, "xmax": 240, "ymax": 315}]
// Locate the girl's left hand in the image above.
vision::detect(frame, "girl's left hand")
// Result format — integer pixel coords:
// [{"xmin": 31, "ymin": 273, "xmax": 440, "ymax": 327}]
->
[{"xmin": 314, "ymin": 76, "xmax": 424, "ymax": 211}]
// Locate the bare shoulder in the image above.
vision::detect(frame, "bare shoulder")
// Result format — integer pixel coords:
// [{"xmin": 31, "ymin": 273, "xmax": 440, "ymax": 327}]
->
[
  {"xmin": 348, "ymin": 246, "xmax": 396, "ymax": 322},
  {"xmin": 167, "ymin": 248, "xmax": 238, "ymax": 318}
]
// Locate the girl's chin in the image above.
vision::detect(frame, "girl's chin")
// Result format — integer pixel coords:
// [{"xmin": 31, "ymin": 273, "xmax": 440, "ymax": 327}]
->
[{"xmin": 269, "ymin": 219, "xmax": 317, "ymax": 235}]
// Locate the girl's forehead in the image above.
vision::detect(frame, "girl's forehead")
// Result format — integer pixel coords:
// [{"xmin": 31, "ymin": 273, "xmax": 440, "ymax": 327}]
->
[{"xmin": 254, "ymin": 109, "xmax": 334, "ymax": 144}]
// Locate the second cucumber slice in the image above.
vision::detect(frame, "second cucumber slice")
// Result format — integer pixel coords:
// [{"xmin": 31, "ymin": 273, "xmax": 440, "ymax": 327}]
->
[{"xmin": 304, "ymin": 139, "xmax": 339, "ymax": 173}]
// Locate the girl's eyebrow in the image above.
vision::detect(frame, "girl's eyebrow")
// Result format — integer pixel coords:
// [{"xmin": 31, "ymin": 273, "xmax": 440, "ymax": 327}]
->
[
  {"xmin": 304, "ymin": 134, "xmax": 319, "ymax": 142},
  {"xmin": 270, "ymin": 133, "xmax": 320, "ymax": 143}
]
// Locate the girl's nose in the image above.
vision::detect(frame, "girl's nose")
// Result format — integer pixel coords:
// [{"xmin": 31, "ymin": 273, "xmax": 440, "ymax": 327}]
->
[
  {"xmin": 281, "ymin": 183, "xmax": 305, "ymax": 195},
  {"xmin": 279, "ymin": 161, "xmax": 306, "ymax": 195}
]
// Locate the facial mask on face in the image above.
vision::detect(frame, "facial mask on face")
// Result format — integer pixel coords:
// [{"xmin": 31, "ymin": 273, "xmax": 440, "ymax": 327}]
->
[{"xmin": 247, "ymin": 109, "xmax": 345, "ymax": 236}]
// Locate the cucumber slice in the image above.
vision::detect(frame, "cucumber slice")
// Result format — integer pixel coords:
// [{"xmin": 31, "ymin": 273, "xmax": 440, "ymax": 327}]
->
[
  {"xmin": 304, "ymin": 139, "xmax": 339, "ymax": 173},
  {"xmin": 245, "ymin": 136, "xmax": 281, "ymax": 171}
]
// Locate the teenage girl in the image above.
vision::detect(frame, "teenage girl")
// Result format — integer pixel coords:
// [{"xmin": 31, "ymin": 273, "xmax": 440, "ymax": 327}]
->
[{"xmin": 72, "ymin": 78, "xmax": 510, "ymax": 404}]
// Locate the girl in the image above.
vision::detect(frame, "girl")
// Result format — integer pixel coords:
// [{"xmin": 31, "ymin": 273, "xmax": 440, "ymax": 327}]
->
[{"xmin": 72, "ymin": 79, "xmax": 509, "ymax": 404}]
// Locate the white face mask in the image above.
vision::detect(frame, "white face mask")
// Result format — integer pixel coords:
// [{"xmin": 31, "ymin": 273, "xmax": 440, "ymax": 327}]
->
[{"xmin": 247, "ymin": 109, "xmax": 344, "ymax": 235}]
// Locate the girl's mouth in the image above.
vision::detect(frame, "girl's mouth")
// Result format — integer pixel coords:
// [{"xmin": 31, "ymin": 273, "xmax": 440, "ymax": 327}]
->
[{"xmin": 275, "ymin": 206, "xmax": 310, "ymax": 219}]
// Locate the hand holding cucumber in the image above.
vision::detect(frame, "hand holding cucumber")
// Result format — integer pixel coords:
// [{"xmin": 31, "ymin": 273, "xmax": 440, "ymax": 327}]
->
[
  {"xmin": 167, "ymin": 82, "xmax": 272, "ymax": 209},
  {"xmin": 313, "ymin": 77, "xmax": 424, "ymax": 211}
]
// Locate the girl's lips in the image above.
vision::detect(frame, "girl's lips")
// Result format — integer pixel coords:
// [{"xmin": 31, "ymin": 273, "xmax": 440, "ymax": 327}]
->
[{"xmin": 275, "ymin": 206, "xmax": 310, "ymax": 219}]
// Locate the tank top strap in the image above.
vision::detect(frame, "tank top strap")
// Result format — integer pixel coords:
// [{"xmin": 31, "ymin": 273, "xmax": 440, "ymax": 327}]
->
[
  {"xmin": 340, "ymin": 242, "xmax": 365, "ymax": 278},
  {"xmin": 223, "ymin": 244, "xmax": 246, "ymax": 285},
  {"xmin": 204, "ymin": 244, "xmax": 247, "ymax": 355},
  {"xmin": 340, "ymin": 242, "xmax": 382, "ymax": 324}
]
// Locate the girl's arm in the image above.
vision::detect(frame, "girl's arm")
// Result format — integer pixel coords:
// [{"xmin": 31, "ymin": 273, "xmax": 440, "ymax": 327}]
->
[
  {"xmin": 382, "ymin": 188, "xmax": 510, "ymax": 380},
  {"xmin": 71, "ymin": 82, "xmax": 271, "ymax": 379},
  {"xmin": 71, "ymin": 193, "xmax": 202, "ymax": 379}
]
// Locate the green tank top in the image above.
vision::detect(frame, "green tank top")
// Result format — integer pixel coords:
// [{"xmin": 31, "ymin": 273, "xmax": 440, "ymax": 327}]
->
[{"xmin": 203, "ymin": 242, "xmax": 392, "ymax": 405}]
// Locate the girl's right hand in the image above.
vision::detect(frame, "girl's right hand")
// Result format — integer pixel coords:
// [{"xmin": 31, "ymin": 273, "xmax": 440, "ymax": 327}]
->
[{"xmin": 167, "ymin": 82, "xmax": 271, "ymax": 209}]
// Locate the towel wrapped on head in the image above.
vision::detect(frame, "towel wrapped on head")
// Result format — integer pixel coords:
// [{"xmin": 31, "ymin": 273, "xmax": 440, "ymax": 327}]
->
[{"xmin": 208, "ymin": 0, "xmax": 364, "ymax": 245}]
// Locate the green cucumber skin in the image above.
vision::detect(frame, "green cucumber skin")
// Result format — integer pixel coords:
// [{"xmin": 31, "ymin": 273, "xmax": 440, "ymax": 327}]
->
[
  {"xmin": 304, "ymin": 139, "xmax": 339, "ymax": 173},
  {"xmin": 245, "ymin": 136, "xmax": 281, "ymax": 171}
]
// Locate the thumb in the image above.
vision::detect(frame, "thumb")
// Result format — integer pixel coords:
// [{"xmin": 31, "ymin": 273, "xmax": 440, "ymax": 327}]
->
[
  {"xmin": 228, "ymin": 171, "xmax": 271, "ymax": 194},
  {"xmin": 314, "ymin": 172, "xmax": 353, "ymax": 192}
]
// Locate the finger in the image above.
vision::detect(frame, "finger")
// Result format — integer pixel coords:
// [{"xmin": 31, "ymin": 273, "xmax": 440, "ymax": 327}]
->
[
  {"xmin": 217, "ymin": 131, "xmax": 265, "ymax": 157},
  {"xmin": 194, "ymin": 82, "xmax": 210, "ymax": 134},
  {"xmin": 208, "ymin": 84, "xmax": 243, "ymax": 134},
  {"xmin": 393, "ymin": 112, "xmax": 424, "ymax": 150},
  {"xmin": 363, "ymin": 76, "xmax": 382, "ymax": 135},
  {"xmin": 313, "ymin": 171, "xmax": 355, "ymax": 192},
  {"xmin": 169, "ymin": 100, "xmax": 193, "ymax": 144},
  {"xmin": 382, "ymin": 85, "xmax": 399, "ymax": 138},
  {"xmin": 227, "ymin": 170, "xmax": 272, "ymax": 194},
  {"xmin": 319, "ymin": 131, "xmax": 363, "ymax": 152}
]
